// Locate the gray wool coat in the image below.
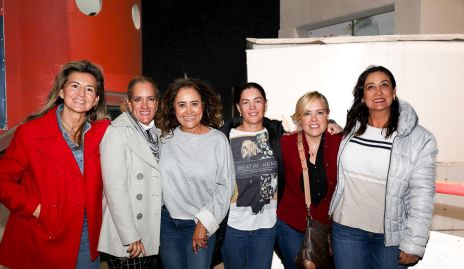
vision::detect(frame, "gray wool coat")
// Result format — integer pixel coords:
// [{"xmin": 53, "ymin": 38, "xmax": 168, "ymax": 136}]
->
[
  {"xmin": 329, "ymin": 100, "xmax": 438, "ymax": 257},
  {"xmin": 98, "ymin": 112, "xmax": 162, "ymax": 257}
]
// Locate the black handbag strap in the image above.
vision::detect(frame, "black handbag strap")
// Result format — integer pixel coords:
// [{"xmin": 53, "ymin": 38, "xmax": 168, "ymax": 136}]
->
[{"xmin": 297, "ymin": 132, "xmax": 311, "ymax": 216}]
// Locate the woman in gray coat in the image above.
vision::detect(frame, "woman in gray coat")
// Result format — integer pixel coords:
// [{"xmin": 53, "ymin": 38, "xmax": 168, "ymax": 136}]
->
[
  {"xmin": 329, "ymin": 66, "xmax": 438, "ymax": 269},
  {"xmin": 98, "ymin": 77, "xmax": 162, "ymax": 268}
]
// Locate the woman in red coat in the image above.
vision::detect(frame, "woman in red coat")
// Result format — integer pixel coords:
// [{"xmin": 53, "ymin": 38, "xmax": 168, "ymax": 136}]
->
[
  {"xmin": 0, "ymin": 60, "xmax": 109, "ymax": 268},
  {"xmin": 276, "ymin": 91, "xmax": 342, "ymax": 269}
]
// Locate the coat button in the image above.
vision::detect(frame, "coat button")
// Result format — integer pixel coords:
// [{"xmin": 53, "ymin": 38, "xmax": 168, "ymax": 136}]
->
[
  {"xmin": 137, "ymin": 173, "xmax": 144, "ymax": 180},
  {"xmin": 136, "ymin": 194, "xmax": 143, "ymax": 200},
  {"xmin": 137, "ymin": 213, "xmax": 143, "ymax": 220}
]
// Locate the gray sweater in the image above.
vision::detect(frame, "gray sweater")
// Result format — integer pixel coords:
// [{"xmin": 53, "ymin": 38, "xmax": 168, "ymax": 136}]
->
[{"xmin": 160, "ymin": 127, "xmax": 235, "ymax": 234}]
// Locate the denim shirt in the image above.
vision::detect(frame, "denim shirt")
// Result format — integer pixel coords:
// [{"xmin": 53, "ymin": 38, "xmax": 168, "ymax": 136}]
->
[{"xmin": 56, "ymin": 104, "xmax": 91, "ymax": 174}]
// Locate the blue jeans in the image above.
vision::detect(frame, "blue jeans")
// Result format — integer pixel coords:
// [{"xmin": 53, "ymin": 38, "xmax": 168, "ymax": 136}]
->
[
  {"xmin": 275, "ymin": 218, "xmax": 304, "ymax": 269},
  {"xmin": 160, "ymin": 207, "xmax": 216, "ymax": 269},
  {"xmin": 332, "ymin": 222, "xmax": 407, "ymax": 269},
  {"xmin": 221, "ymin": 224, "xmax": 277, "ymax": 269},
  {"xmin": 76, "ymin": 213, "xmax": 100, "ymax": 269}
]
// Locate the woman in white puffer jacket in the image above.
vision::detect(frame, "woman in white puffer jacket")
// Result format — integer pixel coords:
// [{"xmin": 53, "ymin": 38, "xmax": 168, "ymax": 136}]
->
[{"xmin": 329, "ymin": 65, "xmax": 438, "ymax": 269}]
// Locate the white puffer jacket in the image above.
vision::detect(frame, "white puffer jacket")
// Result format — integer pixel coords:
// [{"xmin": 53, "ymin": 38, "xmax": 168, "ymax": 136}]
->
[{"xmin": 329, "ymin": 100, "xmax": 438, "ymax": 257}]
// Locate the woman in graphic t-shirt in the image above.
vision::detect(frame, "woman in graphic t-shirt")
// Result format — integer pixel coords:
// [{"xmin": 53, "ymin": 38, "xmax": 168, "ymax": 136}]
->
[{"xmin": 220, "ymin": 82, "xmax": 285, "ymax": 269}]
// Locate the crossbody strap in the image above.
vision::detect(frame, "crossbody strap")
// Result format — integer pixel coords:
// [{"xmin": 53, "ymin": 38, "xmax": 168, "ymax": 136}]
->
[{"xmin": 297, "ymin": 132, "xmax": 311, "ymax": 216}]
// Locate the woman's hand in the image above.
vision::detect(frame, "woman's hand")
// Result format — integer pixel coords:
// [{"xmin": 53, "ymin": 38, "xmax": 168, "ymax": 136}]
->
[
  {"xmin": 327, "ymin": 120, "xmax": 343, "ymax": 134},
  {"xmin": 398, "ymin": 251, "xmax": 420, "ymax": 265},
  {"xmin": 33, "ymin": 204, "xmax": 41, "ymax": 219},
  {"xmin": 192, "ymin": 221, "xmax": 208, "ymax": 253},
  {"xmin": 127, "ymin": 240, "xmax": 146, "ymax": 258}
]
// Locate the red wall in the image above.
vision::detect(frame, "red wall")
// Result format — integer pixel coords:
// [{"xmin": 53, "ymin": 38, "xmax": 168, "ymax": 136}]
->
[{"xmin": 1, "ymin": 0, "xmax": 141, "ymax": 133}]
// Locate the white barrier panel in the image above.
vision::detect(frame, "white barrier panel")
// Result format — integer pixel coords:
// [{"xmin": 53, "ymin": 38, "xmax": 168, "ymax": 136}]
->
[
  {"xmin": 269, "ymin": 231, "xmax": 464, "ymax": 268},
  {"xmin": 412, "ymin": 231, "xmax": 464, "ymax": 268},
  {"xmin": 246, "ymin": 35, "xmax": 464, "ymax": 163}
]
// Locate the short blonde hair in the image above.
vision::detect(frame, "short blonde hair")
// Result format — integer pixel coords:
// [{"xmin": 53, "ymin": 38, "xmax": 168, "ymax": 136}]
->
[{"xmin": 291, "ymin": 91, "xmax": 330, "ymax": 125}]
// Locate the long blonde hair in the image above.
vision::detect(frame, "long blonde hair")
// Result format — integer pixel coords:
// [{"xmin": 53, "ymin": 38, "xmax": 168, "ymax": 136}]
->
[{"xmin": 27, "ymin": 60, "xmax": 108, "ymax": 143}]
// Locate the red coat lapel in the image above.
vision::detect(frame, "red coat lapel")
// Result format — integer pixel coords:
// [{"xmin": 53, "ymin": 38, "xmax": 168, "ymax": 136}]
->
[{"xmin": 35, "ymin": 107, "xmax": 82, "ymax": 176}]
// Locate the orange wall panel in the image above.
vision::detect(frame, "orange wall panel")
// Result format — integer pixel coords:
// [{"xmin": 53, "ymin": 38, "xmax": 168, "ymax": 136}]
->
[{"xmin": 1, "ymin": 0, "xmax": 141, "ymax": 133}]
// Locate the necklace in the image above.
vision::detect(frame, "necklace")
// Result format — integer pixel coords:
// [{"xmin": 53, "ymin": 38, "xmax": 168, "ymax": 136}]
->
[
  {"xmin": 60, "ymin": 113, "xmax": 76, "ymax": 136},
  {"xmin": 308, "ymin": 142, "xmax": 319, "ymax": 156}
]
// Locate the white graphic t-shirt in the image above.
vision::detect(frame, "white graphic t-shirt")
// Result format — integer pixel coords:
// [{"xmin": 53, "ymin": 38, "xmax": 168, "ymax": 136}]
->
[{"xmin": 227, "ymin": 128, "xmax": 278, "ymax": 230}]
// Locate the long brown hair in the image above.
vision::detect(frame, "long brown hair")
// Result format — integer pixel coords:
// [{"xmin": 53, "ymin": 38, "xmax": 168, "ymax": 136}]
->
[
  {"xmin": 27, "ymin": 60, "xmax": 107, "ymax": 143},
  {"xmin": 344, "ymin": 65, "xmax": 399, "ymax": 138}
]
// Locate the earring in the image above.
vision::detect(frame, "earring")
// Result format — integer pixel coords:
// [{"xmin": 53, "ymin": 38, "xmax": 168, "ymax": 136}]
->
[
  {"xmin": 393, "ymin": 96, "xmax": 396, "ymax": 100},
  {"xmin": 361, "ymin": 98, "xmax": 364, "ymax": 103}
]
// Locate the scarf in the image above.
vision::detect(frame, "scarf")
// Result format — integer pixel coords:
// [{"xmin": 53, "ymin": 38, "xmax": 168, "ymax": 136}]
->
[{"xmin": 127, "ymin": 112, "xmax": 160, "ymax": 162}]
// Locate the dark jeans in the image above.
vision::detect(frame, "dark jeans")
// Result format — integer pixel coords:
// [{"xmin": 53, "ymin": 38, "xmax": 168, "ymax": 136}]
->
[
  {"xmin": 221, "ymin": 224, "xmax": 277, "ymax": 269},
  {"xmin": 275, "ymin": 218, "xmax": 304, "ymax": 269},
  {"xmin": 332, "ymin": 222, "xmax": 407, "ymax": 269},
  {"xmin": 160, "ymin": 207, "xmax": 216, "ymax": 269}
]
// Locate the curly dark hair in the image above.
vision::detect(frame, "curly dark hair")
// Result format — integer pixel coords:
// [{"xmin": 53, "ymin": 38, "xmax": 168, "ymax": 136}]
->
[
  {"xmin": 344, "ymin": 65, "xmax": 399, "ymax": 138},
  {"xmin": 156, "ymin": 78, "xmax": 223, "ymax": 137}
]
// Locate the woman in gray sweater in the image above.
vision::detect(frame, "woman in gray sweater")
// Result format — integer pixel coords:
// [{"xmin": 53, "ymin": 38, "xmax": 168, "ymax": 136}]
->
[{"xmin": 156, "ymin": 78, "xmax": 235, "ymax": 269}]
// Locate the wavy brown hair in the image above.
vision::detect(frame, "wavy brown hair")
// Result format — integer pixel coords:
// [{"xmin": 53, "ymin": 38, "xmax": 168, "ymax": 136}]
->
[{"xmin": 156, "ymin": 78, "xmax": 223, "ymax": 137}]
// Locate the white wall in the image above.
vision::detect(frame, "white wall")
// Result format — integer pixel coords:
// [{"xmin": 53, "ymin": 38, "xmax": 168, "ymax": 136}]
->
[{"xmin": 246, "ymin": 37, "xmax": 464, "ymax": 163}]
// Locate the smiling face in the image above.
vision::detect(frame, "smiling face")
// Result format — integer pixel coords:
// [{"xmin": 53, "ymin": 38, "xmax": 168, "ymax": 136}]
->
[
  {"xmin": 174, "ymin": 87, "xmax": 205, "ymax": 133},
  {"xmin": 363, "ymin": 71, "xmax": 396, "ymax": 115},
  {"xmin": 59, "ymin": 71, "xmax": 99, "ymax": 115},
  {"xmin": 236, "ymin": 87, "xmax": 267, "ymax": 129},
  {"xmin": 300, "ymin": 98, "xmax": 329, "ymax": 139},
  {"xmin": 128, "ymin": 82, "xmax": 158, "ymax": 125}
]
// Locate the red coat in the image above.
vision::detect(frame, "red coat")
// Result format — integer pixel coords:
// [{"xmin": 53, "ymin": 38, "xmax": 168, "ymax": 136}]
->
[
  {"xmin": 277, "ymin": 131, "xmax": 342, "ymax": 232},
  {"xmin": 0, "ymin": 106, "xmax": 109, "ymax": 269}
]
